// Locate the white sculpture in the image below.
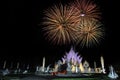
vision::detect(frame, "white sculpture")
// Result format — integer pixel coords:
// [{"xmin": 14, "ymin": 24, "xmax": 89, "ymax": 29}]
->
[
  {"xmin": 79, "ymin": 63, "xmax": 84, "ymax": 73},
  {"xmin": 94, "ymin": 61, "xmax": 97, "ymax": 73},
  {"xmin": 3, "ymin": 61, "xmax": 6, "ymax": 69},
  {"xmin": 100, "ymin": 56, "xmax": 106, "ymax": 74},
  {"xmin": 23, "ymin": 70, "xmax": 28, "ymax": 74},
  {"xmin": 45, "ymin": 65, "xmax": 51, "ymax": 73},
  {"xmin": 36, "ymin": 66, "xmax": 39, "ymax": 72},
  {"xmin": 42, "ymin": 57, "xmax": 45, "ymax": 72},
  {"xmin": 83, "ymin": 60, "xmax": 89, "ymax": 73},
  {"xmin": 108, "ymin": 65, "xmax": 119, "ymax": 79},
  {"xmin": 2, "ymin": 68, "xmax": 10, "ymax": 76}
]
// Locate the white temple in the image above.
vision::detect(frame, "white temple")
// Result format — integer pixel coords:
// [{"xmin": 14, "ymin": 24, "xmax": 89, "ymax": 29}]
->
[{"xmin": 35, "ymin": 47, "xmax": 107, "ymax": 74}]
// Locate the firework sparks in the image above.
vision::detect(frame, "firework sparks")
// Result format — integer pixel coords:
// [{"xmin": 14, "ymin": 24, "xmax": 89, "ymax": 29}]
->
[
  {"xmin": 43, "ymin": 4, "xmax": 79, "ymax": 45},
  {"xmin": 76, "ymin": 19, "xmax": 104, "ymax": 47},
  {"xmin": 42, "ymin": 0, "xmax": 104, "ymax": 47},
  {"xmin": 72, "ymin": 0, "xmax": 101, "ymax": 20}
]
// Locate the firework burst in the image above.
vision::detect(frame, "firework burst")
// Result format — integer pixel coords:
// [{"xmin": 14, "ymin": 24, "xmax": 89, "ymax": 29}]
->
[
  {"xmin": 42, "ymin": 0, "xmax": 104, "ymax": 47},
  {"xmin": 76, "ymin": 19, "xmax": 104, "ymax": 47},
  {"xmin": 71, "ymin": 0, "xmax": 101, "ymax": 21},
  {"xmin": 43, "ymin": 4, "xmax": 79, "ymax": 45}
]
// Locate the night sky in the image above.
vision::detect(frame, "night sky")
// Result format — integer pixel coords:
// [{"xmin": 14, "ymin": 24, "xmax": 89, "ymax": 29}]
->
[{"xmin": 4, "ymin": 0, "xmax": 120, "ymax": 69}]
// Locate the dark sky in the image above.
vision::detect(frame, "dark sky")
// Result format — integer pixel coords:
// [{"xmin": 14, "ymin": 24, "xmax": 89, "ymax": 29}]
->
[{"xmin": 5, "ymin": 0, "xmax": 120, "ymax": 68}]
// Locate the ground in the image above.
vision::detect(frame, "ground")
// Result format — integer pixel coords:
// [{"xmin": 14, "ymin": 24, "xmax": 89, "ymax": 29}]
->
[{"xmin": 0, "ymin": 73, "xmax": 120, "ymax": 80}]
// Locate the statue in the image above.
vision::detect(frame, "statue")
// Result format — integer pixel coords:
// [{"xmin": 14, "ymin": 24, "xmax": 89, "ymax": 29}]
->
[
  {"xmin": 100, "ymin": 56, "xmax": 106, "ymax": 74},
  {"xmin": 83, "ymin": 60, "xmax": 89, "ymax": 73},
  {"xmin": 42, "ymin": 57, "xmax": 45, "ymax": 72},
  {"xmin": 2, "ymin": 68, "xmax": 10, "ymax": 76},
  {"xmin": 108, "ymin": 65, "xmax": 119, "ymax": 79}
]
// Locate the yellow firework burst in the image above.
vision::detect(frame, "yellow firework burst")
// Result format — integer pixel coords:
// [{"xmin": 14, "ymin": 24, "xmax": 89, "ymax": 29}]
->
[
  {"xmin": 72, "ymin": 0, "xmax": 101, "ymax": 20},
  {"xmin": 76, "ymin": 19, "xmax": 104, "ymax": 47},
  {"xmin": 43, "ymin": 4, "xmax": 79, "ymax": 45}
]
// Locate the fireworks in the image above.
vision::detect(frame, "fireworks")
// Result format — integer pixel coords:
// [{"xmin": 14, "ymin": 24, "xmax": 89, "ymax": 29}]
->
[
  {"xmin": 42, "ymin": 0, "xmax": 104, "ymax": 47},
  {"xmin": 76, "ymin": 19, "xmax": 104, "ymax": 47},
  {"xmin": 43, "ymin": 4, "xmax": 79, "ymax": 45},
  {"xmin": 72, "ymin": 0, "xmax": 101, "ymax": 20}
]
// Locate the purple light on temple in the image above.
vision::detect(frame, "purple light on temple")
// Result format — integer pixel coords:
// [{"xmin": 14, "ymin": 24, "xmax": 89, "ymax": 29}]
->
[{"xmin": 62, "ymin": 47, "xmax": 82, "ymax": 64}]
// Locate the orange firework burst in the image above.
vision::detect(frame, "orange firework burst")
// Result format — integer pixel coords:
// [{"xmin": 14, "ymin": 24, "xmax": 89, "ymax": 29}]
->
[
  {"xmin": 43, "ymin": 4, "xmax": 79, "ymax": 45},
  {"xmin": 71, "ymin": 0, "xmax": 101, "ymax": 20},
  {"xmin": 76, "ymin": 19, "xmax": 104, "ymax": 47}
]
